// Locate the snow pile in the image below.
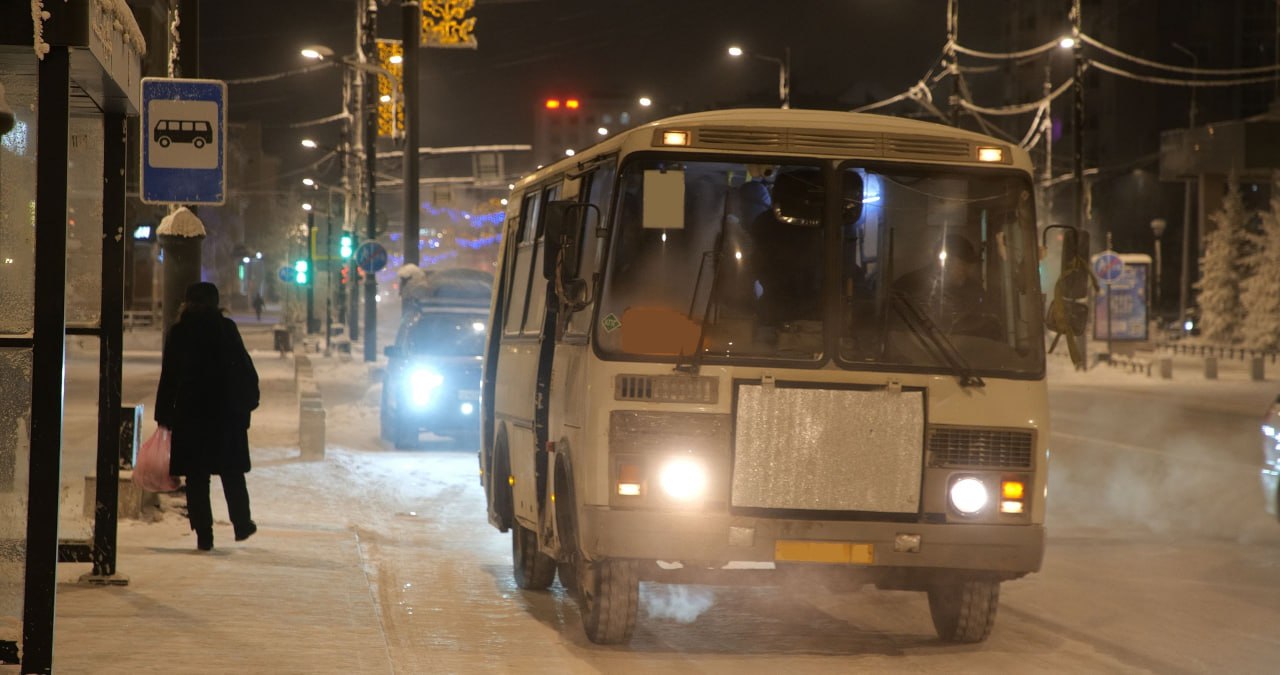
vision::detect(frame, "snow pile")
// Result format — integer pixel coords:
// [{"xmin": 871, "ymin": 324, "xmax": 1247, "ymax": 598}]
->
[
  {"xmin": 90, "ymin": 0, "xmax": 149, "ymax": 59},
  {"xmin": 31, "ymin": 0, "xmax": 50, "ymax": 60},
  {"xmin": 156, "ymin": 206, "xmax": 206, "ymax": 238}
]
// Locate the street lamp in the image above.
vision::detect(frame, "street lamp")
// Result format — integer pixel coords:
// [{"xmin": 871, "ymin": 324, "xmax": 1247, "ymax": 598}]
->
[
  {"xmin": 727, "ymin": 44, "xmax": 791, "ymax": 109},
  {"xmin": 301, "ymin": 138, "xmax": 318, "ymax": 149},
  {"xmin": 638, "ymin": 96, "xmax": 652, "ymax": 107},
  {"xmin": 299, "ymin": 44, "xmax": 402, "ymax": 138}
]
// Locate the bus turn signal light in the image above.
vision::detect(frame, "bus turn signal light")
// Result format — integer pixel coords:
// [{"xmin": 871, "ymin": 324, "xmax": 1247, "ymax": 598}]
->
[{"xmin": 1001, "ymin": 480, "xmax": 1025, "ymax": 500}]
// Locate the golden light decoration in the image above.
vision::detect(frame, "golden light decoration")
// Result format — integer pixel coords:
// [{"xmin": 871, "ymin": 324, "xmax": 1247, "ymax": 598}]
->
[
  {"xmin": 421, "ymin": 0, "xmax": 478, "ymax": 49},
  {"xmin": 376, "ymin": 39, "xmax": 405, "ymax": 138}
]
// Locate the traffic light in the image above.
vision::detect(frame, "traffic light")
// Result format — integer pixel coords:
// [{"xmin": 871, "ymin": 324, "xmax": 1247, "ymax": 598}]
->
[
  {"xmin": 294, "ymin": 259, "xmax": 309, "ymax": 285},
  {"xmin": 340, "ymin": 264, "xmax": 350, "ymax": 286},
  {"xmin": 339, "ymin": 232, "xmax": 354, "ymax": 260}
]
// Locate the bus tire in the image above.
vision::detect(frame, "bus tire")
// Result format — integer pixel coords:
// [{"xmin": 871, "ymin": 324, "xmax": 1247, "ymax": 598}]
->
[
  {"xmin": 193, "ymin": 137, "xmax": 205, "ymax": 149},
  {"xmin": 927, "ymin": 578, "xmax": 999, "ymax": 643},
  {"xmin": 552, "ymin": 455, "xmax": 579, "ymax": 593},
  {"xmin": 577, "ymin": 558, "xmax": 639, "ymax": 644},
  {"xmin": 512, "ymin": 521, "xmax": 556, "ymax": 590},
  {"xmin": 158, "ymin": 137, "xmax": 170, "ymax": 148},
  {"xmin": 393, "ymin": 416, "xmax": 419, "ymax": 450}
]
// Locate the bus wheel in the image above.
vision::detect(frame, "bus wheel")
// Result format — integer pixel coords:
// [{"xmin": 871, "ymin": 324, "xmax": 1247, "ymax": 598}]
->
[
  {"xmin": 512, "ymin": 521, "xmax": 556, "ymax": 590},
  {"xmin": 193, "ymin": 137, "xmax": 205, "ymax": 149},
  {"xmin": 158, "ymin": 137, "xmax": 170, "ymax": 147},
  {"xmin": 577, "ymin": 558, "xmax": 639, "ymax": 644},
  {"xmin": 927, "ymin": 578, "xmax": 1000, "ymax": 643}
]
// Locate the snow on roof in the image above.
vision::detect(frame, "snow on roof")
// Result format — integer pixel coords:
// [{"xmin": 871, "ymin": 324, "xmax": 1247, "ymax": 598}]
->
[{"xmin": 156, "ymin": 207, "xmax": 207, "ymax": 238}]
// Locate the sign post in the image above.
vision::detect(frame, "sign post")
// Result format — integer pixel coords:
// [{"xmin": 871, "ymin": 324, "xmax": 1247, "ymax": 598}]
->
[{"xmin": 140, "ymin": 78, "xmax": 227, "ymax": 204}]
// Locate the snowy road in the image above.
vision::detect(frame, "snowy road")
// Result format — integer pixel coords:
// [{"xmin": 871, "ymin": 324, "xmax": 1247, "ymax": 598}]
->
[
  {"xmin": 299, "ymin": 358, "xmax": 1280, "ymax": 673},
  {"xmin": 48, "ymin": 334, "xmax": 1280, "ymax": 673}
]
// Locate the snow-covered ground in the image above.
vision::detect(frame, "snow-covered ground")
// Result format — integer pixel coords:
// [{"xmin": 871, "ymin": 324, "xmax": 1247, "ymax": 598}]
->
[{"xmin": 5, "ymin": 315, "xmax": 1279, "ymax": 673}]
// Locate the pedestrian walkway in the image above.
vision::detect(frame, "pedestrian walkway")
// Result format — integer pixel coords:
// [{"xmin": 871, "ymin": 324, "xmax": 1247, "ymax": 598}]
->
[{"xmin": 20, "ymin": 318, "xmax": 397, "ymax": 674}]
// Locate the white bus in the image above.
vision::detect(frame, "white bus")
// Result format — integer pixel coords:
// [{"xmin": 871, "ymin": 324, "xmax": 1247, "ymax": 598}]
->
[{"xmin": 481, "ymin": 109, "xmax": 1049, "ymax": 645}]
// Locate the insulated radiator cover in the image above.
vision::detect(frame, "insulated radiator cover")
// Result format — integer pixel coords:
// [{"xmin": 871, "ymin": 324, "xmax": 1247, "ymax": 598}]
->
[{"xmin": 731, "ymin": 383, "xmax": 924, "ymax": 513}]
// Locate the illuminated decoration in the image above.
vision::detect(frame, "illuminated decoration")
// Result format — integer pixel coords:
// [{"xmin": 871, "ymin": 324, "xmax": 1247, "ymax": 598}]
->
[
  {"xmin": 421, "ymin": 0, "xmax": 478, "ymax": 49},
  {"xmin": 376, "ymin": 39, "xmax": 405, "ymax": 138}
]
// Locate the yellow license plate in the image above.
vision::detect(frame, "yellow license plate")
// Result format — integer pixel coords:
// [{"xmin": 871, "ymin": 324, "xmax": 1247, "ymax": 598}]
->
[{"xmin": 774, "ymin": 540, "xmax": 875, "ymax": 565}]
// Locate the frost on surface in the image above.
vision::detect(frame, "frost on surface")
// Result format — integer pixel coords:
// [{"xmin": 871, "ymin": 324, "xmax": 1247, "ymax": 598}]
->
[
  {"xmin": 0, "ymin": 73, "xmax": 37, "ymax": 336},
  {"xmin": 90, "ymin": 0, "xmax": 148, "ymax": 58},
  {"xmin": 156, "ymin": 206, "xmax": 207, "ymax": 238},
  {"xmin": 66, "ymin": 117, "xmax": 104, "ymax": 325},
  {"xmin": 1240, "ymin": 171, "xmax": 1280, "ymax": 351},
  {"xmin": 1195, "ymin": 176, "xmax": 1250, "ymax": 345},
  {"xmin": 0, "ymin": 348, "xmax": 32, "ymax": 630},
  {"xmin": 31, "ymin": 0, "xmax": 51, "ymax": 60}
]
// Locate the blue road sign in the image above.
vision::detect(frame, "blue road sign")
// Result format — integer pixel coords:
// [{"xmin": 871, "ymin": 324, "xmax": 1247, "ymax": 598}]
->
[
  {"xmin": 356, "ymin": 241, "xmax": 389, "ymax": 273},
  {"xmin": 141, "ymin": 78, "xmax": 227, "ymax": 205},
  {"xmin": 1092, "ymin": 251, "xmax": 1125, "ymax": 283},
  {"xmin": 1093, "ymin": 260, "xmax": 1149, "ymax": 341},
  {"xmin": 278, "ymin": 266, "xmax": 294, "ymax": 283}
]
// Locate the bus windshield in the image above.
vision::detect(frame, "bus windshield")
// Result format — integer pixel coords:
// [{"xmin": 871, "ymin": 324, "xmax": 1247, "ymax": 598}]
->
[{"xmin": 595, "ymin": 157, "xmax": 1043, "ymax": 377}]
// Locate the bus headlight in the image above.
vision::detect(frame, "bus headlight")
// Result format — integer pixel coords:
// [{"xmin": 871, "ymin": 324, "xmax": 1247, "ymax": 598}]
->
[
  {"xmin": 408, "ymin": 368, "xmax": 444, "ymax": 408},
  {"xmin": 658, "ymin": 457, "xmax": 708, "ymax": 502},
  {"xmin": 949, "ymin": 476, "xmax": 989, "ymax": 515}
]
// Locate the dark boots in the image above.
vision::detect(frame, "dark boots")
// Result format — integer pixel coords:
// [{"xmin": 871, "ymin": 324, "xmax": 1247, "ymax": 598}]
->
[
  {"xmin": 234, "ymin": 520, "xmax": 257, "ymax": 542},
  {"xmin": 196, "ymin": 528, "xmax": 214, "ymax": 551}
]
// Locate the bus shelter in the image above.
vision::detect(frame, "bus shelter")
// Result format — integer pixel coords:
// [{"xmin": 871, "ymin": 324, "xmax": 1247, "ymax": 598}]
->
[{"xmin": 0, "ymin": 2, "xmax": 143, "ymax": 672}]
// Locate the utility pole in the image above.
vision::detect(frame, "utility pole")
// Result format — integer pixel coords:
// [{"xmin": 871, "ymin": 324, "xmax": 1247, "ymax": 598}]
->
[
  {"xmin": 305, "ymin": 208, "xmax": 316, "ymax": 333},
  {"xmin": 403, "ymin": 1, "xmax": 421, "ymax": 269},
  {"xmin": 363, "ymin": 0, "xmax": 379, "ymax": 362},
  {"xmin": 1071, "ymin": 0, "xmax": 1088, "ymax": 368},
  {"xmin": 348, "ymin": 1, "xmax": 362, "ymax": 341}
]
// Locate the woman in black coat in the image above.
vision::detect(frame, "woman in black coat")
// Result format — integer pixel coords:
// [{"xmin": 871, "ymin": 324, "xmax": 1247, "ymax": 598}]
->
[{"xmin": 155, "ymin": 282, "xmax": 260, "ymax": 551}]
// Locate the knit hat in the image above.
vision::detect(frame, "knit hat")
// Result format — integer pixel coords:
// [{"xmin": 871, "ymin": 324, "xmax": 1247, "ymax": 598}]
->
[{"xmin": 184, "ymin": 281, "xmax": 220, "ymax": 308}]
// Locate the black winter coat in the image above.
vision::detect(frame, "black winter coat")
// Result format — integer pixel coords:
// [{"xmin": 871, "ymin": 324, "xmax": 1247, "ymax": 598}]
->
[{"xmin": 155, "ymin": 310, "xmax": 260, "ymax": 476}]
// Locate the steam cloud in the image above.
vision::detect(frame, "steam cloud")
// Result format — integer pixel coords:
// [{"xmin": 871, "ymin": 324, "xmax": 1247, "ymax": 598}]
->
[{"xmin": 642, "ymin": 584, "xmax": 715, "ymax": 624}]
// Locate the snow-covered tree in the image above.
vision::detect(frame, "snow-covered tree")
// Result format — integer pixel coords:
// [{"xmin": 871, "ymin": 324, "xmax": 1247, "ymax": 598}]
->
[
  {"xmin": 1195, "ymin": 176, "xmax": 1251, "ymax": 345},
  {"xmin": 1241, "ymin": 172, "xmax": 1280, "ymax": 351}
]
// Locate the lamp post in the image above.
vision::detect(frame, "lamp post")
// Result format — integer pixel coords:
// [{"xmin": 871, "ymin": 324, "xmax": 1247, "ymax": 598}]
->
[
  {"xmin": 302, "ymin": 203, "xmax": 317, "ymax": 334},
  {"xmin": 728, "ymin": 45, "xmax": 791, "ymax": 109},
  {"xmin": 1171, "ymin": 41, "xmax": 1198, "ymax": 330},
  {"xmin": 1151, "ymin": 217, "xmax": 1167, "ymax": 311}
]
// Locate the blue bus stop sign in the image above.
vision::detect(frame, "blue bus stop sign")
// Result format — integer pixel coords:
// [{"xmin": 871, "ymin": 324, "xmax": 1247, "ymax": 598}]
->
[
  {"xmin": 140, "ymin": 77, "xmax": 227, "ymax": 205},
  {"xmin": 278, "ymin": 266, "xmax": 295, "ymax": 283},
  {"xmin": 356, "ymin": 241, "xmax": 388, "ymax": 273}
]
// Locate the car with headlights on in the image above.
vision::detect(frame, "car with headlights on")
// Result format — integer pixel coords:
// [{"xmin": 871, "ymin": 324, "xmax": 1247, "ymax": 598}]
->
[
  {"xmin": 381, "ymin": 305, "xmax": 488, "ymax": 449},
  {"xmin": 1262, "ymin": 395, "xmax": 1280, "ymax": 518}
]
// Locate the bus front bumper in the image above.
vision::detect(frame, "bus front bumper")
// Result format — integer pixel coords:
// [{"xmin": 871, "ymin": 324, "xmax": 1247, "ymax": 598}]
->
[{"xmin": 579, "ymin": 506, "xmax": 1044, "ymax": 575}]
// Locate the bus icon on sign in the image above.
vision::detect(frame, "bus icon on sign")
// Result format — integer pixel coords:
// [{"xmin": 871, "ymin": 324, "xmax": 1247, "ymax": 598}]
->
[{"xmin": 154, "ymin": 119, "xmax": 212, "ymax": 149}]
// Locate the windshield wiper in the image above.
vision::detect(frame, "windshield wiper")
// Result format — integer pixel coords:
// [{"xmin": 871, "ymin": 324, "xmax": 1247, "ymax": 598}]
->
[
  {"xmin": 675, "ymin": 210, "xmax": 735, "ymax": 375},
  {"xmin": 888, "ymin": 290, "xmax": 985, "ymax": 388}
]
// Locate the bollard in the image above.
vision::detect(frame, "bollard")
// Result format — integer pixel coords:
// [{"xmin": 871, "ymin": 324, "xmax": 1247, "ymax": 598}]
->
[
  {"xmin": 1251, "ymin": 356, "xmax": 1266, "ymax": 381},
  {"xmin": 299, "ymin": 396, "xmax": 326, "ymax": 460},
  {"xmin": 1204, "ymin": 356, "xmax": 1218, "ymax": 380},
  {"xmin": 1159, "ymin": 357, "xmax": 1173, "ymax": 379}
]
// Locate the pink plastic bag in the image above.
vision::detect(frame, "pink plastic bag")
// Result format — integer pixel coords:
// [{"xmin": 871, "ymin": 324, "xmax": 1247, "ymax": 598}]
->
[{"xmin": 134, "ymin": 426, "xmax": 180, "ymax": 493}]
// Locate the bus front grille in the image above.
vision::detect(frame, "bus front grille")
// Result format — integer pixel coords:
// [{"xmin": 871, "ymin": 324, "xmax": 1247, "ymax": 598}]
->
[
  {"xmin": 614, "ymin": 374, "xmax": 719, "ymax": 404},
  {"xmin": 731, "ymin": 383, "xmax": 923, "ymax": 513},
  {"xmin": 927, "ymin": 426, "xmax": 1035, "ymax": 468}
]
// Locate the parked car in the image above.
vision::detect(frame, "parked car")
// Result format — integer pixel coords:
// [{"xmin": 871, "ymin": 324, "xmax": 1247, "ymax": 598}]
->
[
  {"xmin": 1263, "ymin": 396, "xmax": 1280, "ymax": 519},
  {"xmin": 381, "ymin": 305, "xmax": 488, "ymax": 449}
]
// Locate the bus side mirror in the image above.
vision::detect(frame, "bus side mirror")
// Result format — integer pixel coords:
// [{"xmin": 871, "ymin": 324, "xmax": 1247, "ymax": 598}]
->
[
  {"xmin": 1057, "ymin": 227, "xmax": 1091, "ymax": 300},
  {"xmin": 543, "ymin": 201, "xmax": 583, "ymax": 281}
]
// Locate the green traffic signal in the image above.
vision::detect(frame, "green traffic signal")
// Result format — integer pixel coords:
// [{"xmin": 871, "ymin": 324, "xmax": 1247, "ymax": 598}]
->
[
  {"xmin": 339, "ymin": 233, "xmax": 354, "ymax": 259},
  {"xmin": 294, "ymin": 259, "xmax": 309, "ymax": 285}
]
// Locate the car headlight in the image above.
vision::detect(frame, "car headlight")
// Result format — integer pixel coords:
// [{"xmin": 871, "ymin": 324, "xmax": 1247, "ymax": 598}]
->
[
  {"xmin": 658, "ymin": 457, "xmax": 708, "ymax": 502},
  {"xmin": 949, "ymin": 476, "xmax": 989, "ymax": 515},
  {"xmin": 408, "ymin": 368, "xmax": 444, "ymax": 408}
]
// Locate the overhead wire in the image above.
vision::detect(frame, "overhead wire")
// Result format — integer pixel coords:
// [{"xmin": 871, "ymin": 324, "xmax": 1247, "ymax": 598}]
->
[
  {"xmin": 1089, "ymin": 60, "xmax": 1280, "ymax": 88},
  {"xmin": 1079, "ymin": 33, "xmax": 1280, "ymax": 76},
  {"xmin": 225, "ymin": 61, "xmax": 337, "ymax": 85}
]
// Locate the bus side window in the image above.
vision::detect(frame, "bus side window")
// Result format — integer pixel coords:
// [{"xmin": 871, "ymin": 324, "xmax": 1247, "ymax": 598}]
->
[
  {"xmin": 503, "ymin": 193, "xmax": 539, "ymax": 336},
  {"xmin": 523, "ymin": 184, "xmax": 561, "ymax": 336}
]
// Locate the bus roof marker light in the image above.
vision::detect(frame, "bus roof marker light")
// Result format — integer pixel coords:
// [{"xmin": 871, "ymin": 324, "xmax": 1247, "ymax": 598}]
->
[
  {"xmin": 977, "ymin": 146, "xmax": 1005, "ymax": 163},
  {"xmin": 545, "ymin": 99, "xmax": 561, "ymax": 109},
  {"xmin": 662, "ymin": 130, "xmax": 690, "ymax": 146},
  {"xmin": 565, "ymin": 99, "xmax": 580, "ymax": 109}
]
